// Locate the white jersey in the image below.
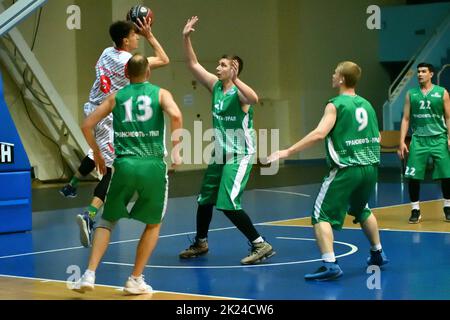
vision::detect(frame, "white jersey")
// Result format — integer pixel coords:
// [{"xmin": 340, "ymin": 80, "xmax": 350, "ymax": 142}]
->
[
  {"xmin": 88, "ymin": 47, "xmax": 132, "ymax": 106},
  {"xmin": 85, "ymin": 47, "xmax": 132, "ymax": 167}
]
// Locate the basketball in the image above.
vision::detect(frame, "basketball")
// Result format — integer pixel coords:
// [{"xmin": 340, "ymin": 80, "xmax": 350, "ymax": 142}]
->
[{"xmin": 126, "ymin": 5, "xmax": 154, "ymax": 26}]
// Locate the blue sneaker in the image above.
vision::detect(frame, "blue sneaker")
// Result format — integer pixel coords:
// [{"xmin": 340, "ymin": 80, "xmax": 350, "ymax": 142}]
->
[
  {"xmin": 59, "ymin": 184, "xmax": 77, "ymax": 198},
  {"xmin": 76, "ymin": 212, "xmax": 94, "ymax": 248},
  {"xmin": 304, "ymin": 261, "xmax": 343, "ymax": 281},
  {"xmin": 367, "ymin": 249, "xmax": 389, "ymax": 266}
]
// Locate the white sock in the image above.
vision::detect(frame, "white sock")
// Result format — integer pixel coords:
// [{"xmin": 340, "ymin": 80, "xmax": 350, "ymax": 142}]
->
[
  {"xmin": 252, "ymin": 237, "xmax": 264, "ymax": 244},
  {"xmin": 411, "ymin": 202, "xmax": 420, "ymax": 211},
  {"xmin": 85, "ymin": 270, "xmax": 95, "ymax": 277},
  {"xmin": 131, "ymin": 274, "xmax": 142, "ymax": 281},
  {"xmin": 444, "ymin": 199, "xmax": 450, "ymax": 208},
  {"xmin": 322, "ymin": 252, "xmax": 336, "ymax": 263},
  {"xmin": 197, "ymin": 237, "xmax": 207, "ymax": 243},
  {"xmin": 371, "ymin": 244, "xmax": 382, "ymax": 252}
]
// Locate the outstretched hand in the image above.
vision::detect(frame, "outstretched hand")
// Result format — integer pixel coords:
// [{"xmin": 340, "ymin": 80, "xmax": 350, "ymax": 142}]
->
[
  {"xmin": 265, "ymin": 149, "xmax": 290, "ymax": 164},
  {"xmin": 183, "ymin": 16, "xmax": 199, "ymax": 37}
]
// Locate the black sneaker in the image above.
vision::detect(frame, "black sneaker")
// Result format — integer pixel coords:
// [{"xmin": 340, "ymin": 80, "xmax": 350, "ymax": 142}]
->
[
  {"xmin": 409, "ymin": 209, "xmax": 421, "ymax": 224},
  {"xmin": 444, "ymin": 207, "xmax": 450, "ymax": 222},
  {"xmin": 59, "ymin": 184, "xmax": 77, "ymax": 198},
  {"xmin": 367, "ymin": 249, "xmax": 389, "ymax": 266}
]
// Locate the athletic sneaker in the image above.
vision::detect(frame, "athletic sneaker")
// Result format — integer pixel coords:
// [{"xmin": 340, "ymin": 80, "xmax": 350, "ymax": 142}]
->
[
  {"xmin": 240, "ymin": 241, "xmax": 276, "ymax": 265},
  {"xmin": 76, "ymin": 212, "xmax": 94, "ymax": 248},
  {"xmin": 367, "ymin": 249, "xmax": 389, "ymax": 266},
  {"xmin": 179, "ymin": 239, "xmax": 209, "ymax": 259},
  {"xmin": 444, "ymin": 207, "xmax": 450, "ymax": 222},
  {"xmin": 408, "ymin": 209, "xmax": 421, "ymax": 224},
  {"xmin": 124, "ymin": 275, "xmax": 153, "ymax": 295},
  {"xmin": 59, "ymin": 184, "xmax": 77, "ymax": 198},
  {"xmin": 304, "ymin": 261, "xmax": 343, "ymax": 281},
  {"xmin": 71, "ymin": 271, "xmax": 95, "ymax": 293}
]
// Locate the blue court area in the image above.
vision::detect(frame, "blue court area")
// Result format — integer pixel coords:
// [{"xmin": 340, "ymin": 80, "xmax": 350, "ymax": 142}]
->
[{"xmin": 0, "ymin": 181, "xmax": 449, "ymax": 300}]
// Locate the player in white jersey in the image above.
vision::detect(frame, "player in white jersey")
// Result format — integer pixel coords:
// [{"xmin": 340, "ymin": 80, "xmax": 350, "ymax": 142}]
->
[{"xmin": 59, "ymin": 19, "xmax": 169, "ymax": 248}]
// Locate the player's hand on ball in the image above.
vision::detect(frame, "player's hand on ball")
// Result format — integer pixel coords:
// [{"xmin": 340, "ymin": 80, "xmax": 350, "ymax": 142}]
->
[{"xmin": 136, "ymin": 17, "xmax": 152, "ymax": 38}]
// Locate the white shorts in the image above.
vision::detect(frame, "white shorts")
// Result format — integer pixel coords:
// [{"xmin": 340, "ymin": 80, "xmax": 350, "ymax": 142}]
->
[{"xmin": 84, "ymin": 102, "xmax": 115, "ymax": 168}]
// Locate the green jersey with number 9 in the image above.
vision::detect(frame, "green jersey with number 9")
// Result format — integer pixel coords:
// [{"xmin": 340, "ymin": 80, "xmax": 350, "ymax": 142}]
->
[
  {"xmin": 113, "ymin": 82, "xmax": 166, "ymax": 158},
  {"xmin": 325, "ymin": 95, "xmax": 380, "ymax": 168}
]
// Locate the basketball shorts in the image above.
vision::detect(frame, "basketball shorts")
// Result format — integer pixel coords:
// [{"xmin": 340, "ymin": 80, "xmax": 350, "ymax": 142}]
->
[
  {"xmin": 102, "ymin": 157, "xmax": 168, "ymax": 225},
  {"xmin": 312, "ymin": 165, "xmax": 378, "ymax": 230},
  {"xmin": 405, "ymin": 133, "xmax": 450, "ymax": 180},
  {"xmin": 84, "ymin": 102, "xmax": 115, "ymax": 168},
  {"xmin": 197, "ymin": 154, "xmax": 254, "ymax": 211}
]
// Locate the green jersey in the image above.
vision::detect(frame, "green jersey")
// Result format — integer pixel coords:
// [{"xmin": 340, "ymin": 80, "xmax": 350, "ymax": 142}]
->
[
  {"xmin": 408, "ymin": 85, "xmax": 447, "ymax": 137},
  {"xmin": 211, "ymin": 81, "xmax": 256, "ymax": 155},
  {"xmin": 112, "ymin": 82, "xmax": 166, "ymax": 158},
  {"xmin": 326, "ymin": 95, "xmax": 380, "ymax": 168}
]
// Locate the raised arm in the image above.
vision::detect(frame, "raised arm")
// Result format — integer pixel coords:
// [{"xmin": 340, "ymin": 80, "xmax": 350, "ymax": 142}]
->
[
  {"xmin": 81, "ymin": 93, "xmax": 116, "ymax": 175},
  {"xmin": 182, "ymin": 16, "xmax": 217, "ymax": 92},
  {"xmin": 444, "ymin": 89, "xmax": 450, "ymax": 150},
  {"xmin": 267, "ymin": 103, "xmax": 337, "ymax": 162},
  {"xmin": 231, "ymin": 59, "xmax": 259, "ymax": 106},
  {"xmin": 160, "ymin": 89, "xmax": 183, "ymax": 168},
  {"xmin": 398, "ymin": 93, "xmax": 411, "ymax": 160},
  {"xmin": 135, "ymin": 18, "xmax": 170, "ymax": 70}
]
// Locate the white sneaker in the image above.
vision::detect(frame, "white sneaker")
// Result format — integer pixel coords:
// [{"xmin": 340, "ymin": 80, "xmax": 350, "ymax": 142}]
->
[
  {"xmin": 123, "ymin": 275, "xmax": 153, "ymax": 295},
  {"xmin": 71, "ymin": 271, "xmax": 95, "ymax": 293}
]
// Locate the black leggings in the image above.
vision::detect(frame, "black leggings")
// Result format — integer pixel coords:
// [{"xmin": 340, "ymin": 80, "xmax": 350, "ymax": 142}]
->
[{"xmin": 409, "ymin": 178, "xmax": 450, "ymax": 202}]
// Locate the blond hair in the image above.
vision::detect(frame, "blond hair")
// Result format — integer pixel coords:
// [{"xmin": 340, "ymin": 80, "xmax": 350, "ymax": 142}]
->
[{"xmin": 336, "ymin": 61, "xmax": 362, "ymax": 88}]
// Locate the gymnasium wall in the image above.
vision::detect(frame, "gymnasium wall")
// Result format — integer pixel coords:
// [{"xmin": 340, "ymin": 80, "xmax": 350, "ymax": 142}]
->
[
  {"xmin": 1, "ymin": 0, "xmax": 406, "ymax": 179},
  {"xmin": 278, "ymin": 0, "xmax": 406, "ymax": 160}
]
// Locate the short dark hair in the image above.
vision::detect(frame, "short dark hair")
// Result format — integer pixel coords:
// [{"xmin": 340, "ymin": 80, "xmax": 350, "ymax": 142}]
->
[
  {"xmin": 127, "ymin": 54, "xmax": 149, "ymax": 78},
  {"xmin": 109, "ymin": 21, "xmax": 136, "ymax": 48},
  {"xmin": 417, "ymin": 62, "xmax": 435, "ymax": 73},
  {"xmin": 222, "ymin": 54, "xmax": 244, "ymax": 75}
]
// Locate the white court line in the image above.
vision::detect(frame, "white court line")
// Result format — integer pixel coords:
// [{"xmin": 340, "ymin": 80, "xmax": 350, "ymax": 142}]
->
[
  {"xmin": 0, "ymin": 273, "xmax": 242, "ymax": 300},
  {"xmin": 254, "ymin": 189, "xmax": 311, "ymax": 198},
  {"xmin": 103, "ymin": 237, "xmax": 358, "ymax": 269},
  {"xmin": 1, "ymin": 194, "xmax": 447, "ymax": 260},
  {"xmin": 0, "ymin": 226, "xmax": 238, "ymax": 259}
]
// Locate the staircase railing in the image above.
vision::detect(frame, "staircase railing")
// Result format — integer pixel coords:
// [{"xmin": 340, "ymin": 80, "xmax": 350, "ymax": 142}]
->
[
  {"xmin": 0, "ymin": 0, "xmax": 47, "ymax": 37},
  {"xmin": 437, "ymin": 64, "xmax": 450, "ymax": 86},
  {"xmin": 0, "ymin": 1, "xmax": 90, "ymax": 180}
]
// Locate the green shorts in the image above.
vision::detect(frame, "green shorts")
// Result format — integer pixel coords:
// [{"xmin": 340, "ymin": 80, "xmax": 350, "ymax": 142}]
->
[
  {"xmin": 197, "ymin": 154, "xmax": 254, "ymax": 211},
  {"xmin": 102, "ymin": 157, "xmax": 168, "ymax": 225},
  {"xmin": 312, "ymin": 165, "xmax": 378, "ymax": 230},
  {"xmin": 405, "ymin": 134, "xmax": 450, "ymax": 180}
]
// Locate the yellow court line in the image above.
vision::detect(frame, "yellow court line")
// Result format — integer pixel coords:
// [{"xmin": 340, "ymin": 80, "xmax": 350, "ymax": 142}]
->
[{"xmin": 264, "ymin": 199, "xmax": 450, "ymax": 233}]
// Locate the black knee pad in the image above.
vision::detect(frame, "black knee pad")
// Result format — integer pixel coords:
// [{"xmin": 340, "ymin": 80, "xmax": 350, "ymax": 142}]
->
[
  {"xmin": 93, "ymin": 168, "xmax": 112, "ymax": 202},
  {"xmin": 78, "ymin": 156, "xmax": 96, "ymax": 176}
]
